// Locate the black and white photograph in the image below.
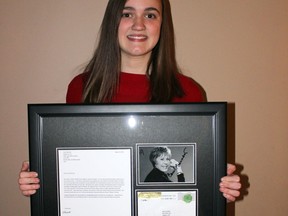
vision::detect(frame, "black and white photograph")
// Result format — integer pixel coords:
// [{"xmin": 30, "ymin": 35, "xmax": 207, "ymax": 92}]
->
[{"xmin": 137, "ymin": 144, "xmax": 196, "ymax": 184}]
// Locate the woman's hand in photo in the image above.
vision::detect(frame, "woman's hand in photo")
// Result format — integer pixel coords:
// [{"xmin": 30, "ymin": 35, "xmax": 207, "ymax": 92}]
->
[
  {"xmin": 170, "ymin": 159, "xmax": 183, "ymax": 174},
  {"xmin": 170, "ymin": 159, "xmax": 179, "ymax": 168}
]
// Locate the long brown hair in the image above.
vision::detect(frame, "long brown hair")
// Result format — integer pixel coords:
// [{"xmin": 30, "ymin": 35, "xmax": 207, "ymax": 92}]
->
[{"xmin": 83, "ymin": 0, "xmax": 184, "ymax": 103}]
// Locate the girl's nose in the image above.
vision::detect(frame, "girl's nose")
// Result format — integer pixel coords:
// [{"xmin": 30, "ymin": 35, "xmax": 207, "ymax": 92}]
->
[{"xmin": 132, "ymin": 16, "xmax": 145, "ymax": 31}]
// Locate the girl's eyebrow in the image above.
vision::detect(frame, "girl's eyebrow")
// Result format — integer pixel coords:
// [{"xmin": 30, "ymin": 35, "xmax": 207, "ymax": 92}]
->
[{"xmin": 123, "ymin": 6, "xmax": 161, "ymax": 15}]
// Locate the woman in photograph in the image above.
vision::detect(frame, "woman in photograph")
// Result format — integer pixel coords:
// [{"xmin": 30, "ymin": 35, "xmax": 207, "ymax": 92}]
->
[
  {"xmin": 144, "ymin": 146, "xmax": 185, "ymax": 182},
  {"xmin": 18, "ymin": 0, "xmax": 241, "ymax": 202}
]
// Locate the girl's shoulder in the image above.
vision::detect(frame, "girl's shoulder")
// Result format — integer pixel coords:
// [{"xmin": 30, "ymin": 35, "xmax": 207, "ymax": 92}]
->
[
  {"xmin": 174, "ymin": 73, "xmax": 206, "ymax": 102},
  {"xmin": 66, "ymin": 72, "xmax": 90, "ymax": 104}
]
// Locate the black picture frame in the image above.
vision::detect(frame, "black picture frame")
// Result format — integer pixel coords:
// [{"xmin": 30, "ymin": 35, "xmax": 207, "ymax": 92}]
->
[{"xmin": 28, "ymin": 103, "xmax": 227, "ymax": 216}]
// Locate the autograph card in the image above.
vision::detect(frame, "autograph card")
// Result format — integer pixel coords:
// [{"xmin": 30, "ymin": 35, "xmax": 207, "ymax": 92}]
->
[{"xmin": 137, "ymin": 190, "xmax": 197, "ymax": 216}]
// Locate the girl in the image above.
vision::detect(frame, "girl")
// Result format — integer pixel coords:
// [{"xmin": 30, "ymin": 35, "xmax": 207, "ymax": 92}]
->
[{"xmin": 19, "ymin": 0, "xmax": 241, "ymax": 202}]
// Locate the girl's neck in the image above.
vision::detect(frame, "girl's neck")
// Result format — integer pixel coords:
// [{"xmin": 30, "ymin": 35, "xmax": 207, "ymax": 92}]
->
[{"xmin": 121, "ymin": 53, "xmax": 151, "ymax": 75}]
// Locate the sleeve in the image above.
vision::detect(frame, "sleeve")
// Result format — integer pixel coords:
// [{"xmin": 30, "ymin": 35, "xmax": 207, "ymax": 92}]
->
[{"xmin": 177, "ymin": 173, "xmax": 185, "ymax": 182}]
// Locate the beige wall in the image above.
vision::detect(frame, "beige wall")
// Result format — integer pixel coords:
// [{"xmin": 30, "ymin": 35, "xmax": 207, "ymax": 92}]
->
[{"xmin": 1, "ymin": 0, "xmax": 287, "ymax": 215}]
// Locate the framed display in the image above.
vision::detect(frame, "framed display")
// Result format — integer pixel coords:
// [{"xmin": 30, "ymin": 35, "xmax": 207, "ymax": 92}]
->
[{"xmin": 28, "ymin": 103, "xmax": 227, "ymax": 216}]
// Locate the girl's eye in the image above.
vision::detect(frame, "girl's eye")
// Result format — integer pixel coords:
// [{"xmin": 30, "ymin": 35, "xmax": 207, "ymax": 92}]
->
[
  {"xmin": 145, "ymin": 14, "xmax": 156, "ymax": 19},
  {"xmin": 122, "ymin": 13, "xmax": 132, "ymax": 18}
]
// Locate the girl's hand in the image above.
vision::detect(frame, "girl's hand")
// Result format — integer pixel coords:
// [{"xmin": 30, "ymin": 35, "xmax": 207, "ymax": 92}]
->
[
  {"xmin": 220, "ymin": 164, "xmax": 241, "ymax": 202},
  {"xmin": 18, "ymin": 161, "xmax": 40, "ymax": 196}
]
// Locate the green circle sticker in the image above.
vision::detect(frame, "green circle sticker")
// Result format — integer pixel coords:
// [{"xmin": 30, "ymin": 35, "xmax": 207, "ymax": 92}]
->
[{"xmin": 183, "ymin": 194, "xmax": 193, "ymax": 203}]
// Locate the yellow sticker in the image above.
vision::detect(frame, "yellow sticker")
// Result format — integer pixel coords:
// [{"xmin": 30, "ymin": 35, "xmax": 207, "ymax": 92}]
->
[{"xmin": 138, "ymin": 192, "xmax": 161, "ymax": 198}]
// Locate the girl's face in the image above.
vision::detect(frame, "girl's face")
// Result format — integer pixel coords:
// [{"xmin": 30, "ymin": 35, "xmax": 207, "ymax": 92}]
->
[
  {"xmin": 118, "ymin": 0, "xmax": 162, "ymax": 60},
  {"xmin": 155, "ymin": 153, "xmax": 171, "ymax": 172}
]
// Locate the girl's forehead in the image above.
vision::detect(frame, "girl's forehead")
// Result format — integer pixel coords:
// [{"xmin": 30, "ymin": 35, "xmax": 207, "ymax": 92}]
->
[{"xmin": 124, "ymin": 0, "xmax": 162, "ymax": 12}]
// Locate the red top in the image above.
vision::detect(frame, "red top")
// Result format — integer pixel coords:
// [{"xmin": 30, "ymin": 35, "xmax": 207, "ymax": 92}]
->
[{"xmin": 66, "ymin": 72, "xmax": 205, "ymax": 103}]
